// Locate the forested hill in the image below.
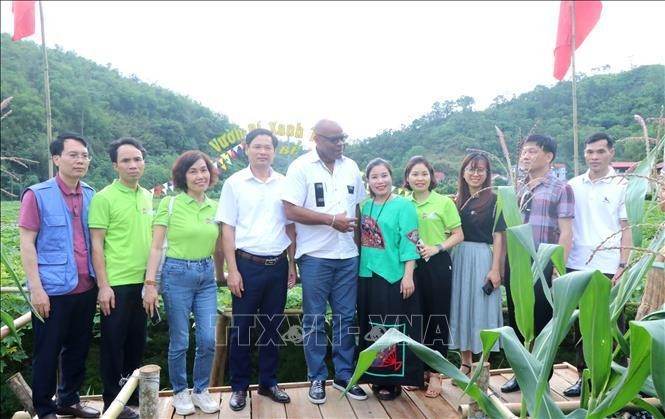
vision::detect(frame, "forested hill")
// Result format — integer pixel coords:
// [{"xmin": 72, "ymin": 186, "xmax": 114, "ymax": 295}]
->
[
  {"xmin": 346, "ymin": 64, "xmax": 664, "ymax": 191},
  {"xmin": 1, "ymin": 31, "xmax": 663, "ymax": 196},
  {"xmin": 1, "ymin": 33, "xmax": 235, "ymax": 195}
]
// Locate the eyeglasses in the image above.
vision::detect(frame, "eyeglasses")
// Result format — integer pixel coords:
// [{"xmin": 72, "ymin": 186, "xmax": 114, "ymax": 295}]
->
[
  {"xmin": 62, "ymin": 152, "xmax": 91, "ymax": 161},
  {"xmin": 316, "ymin": 133, "xmax": 348, "ymax": 144},
  {"xmin": 464, "ymin": 167, "xmax": 487, "ymax": 175}
]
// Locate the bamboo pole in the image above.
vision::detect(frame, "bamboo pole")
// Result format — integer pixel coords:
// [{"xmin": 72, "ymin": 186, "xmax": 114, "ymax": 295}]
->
[
  {"xmin": 101, "ymin": 369, "xmax": 140, "ymax": 419},
  {"xmin": 466, "ymin": 362, "xmax": 491, "ymax": 418},
  {"xmin": 0, "ymin": 312, "xmax": 32, "ymax": 340},
  {"xmin": 138, "ymin": 365, "xmax": 160, "ymax": 419},
  {"xmin": 6, "ymin": 372, "xmax": 35, "ymax": 417},
  {"xmin": 570, "ymin": 0, "xmax": 580, "ymax": 176},
  {"xmin": 38, "ymin": 0, "xmax": 53, "ymax": 178}
]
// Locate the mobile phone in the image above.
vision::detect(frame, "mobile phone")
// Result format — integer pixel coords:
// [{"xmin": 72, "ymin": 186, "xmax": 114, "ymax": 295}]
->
[
  {"xmin": 150, "ymin": 309, "xmax": 161, "ymax": 326},
  {"xmin": 482, "ymin": 281, "xmax": 495, "ymax": 295},
  {"xmin": 417, "ymin": 239, "xmax": 430, "ymax": 262}
]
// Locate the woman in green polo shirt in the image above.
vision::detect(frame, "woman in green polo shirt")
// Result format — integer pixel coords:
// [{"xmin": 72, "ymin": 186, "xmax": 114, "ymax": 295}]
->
[
  {"xmin": 143, "ymin": 151, "xmax": 224, "ymax": 415},
  {"xmin": 357, "ymin": 158, "xmax": 422, "ymax": 401},
  {"xmin": 404, "ymin": 155, "xmax": 464, "ymax": 398}
]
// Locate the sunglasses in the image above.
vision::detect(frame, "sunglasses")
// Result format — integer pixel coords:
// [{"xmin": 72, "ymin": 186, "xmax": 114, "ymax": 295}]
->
[{"xmin": 317, "ymin": 134, "xmax": 348, "ymax": 144}]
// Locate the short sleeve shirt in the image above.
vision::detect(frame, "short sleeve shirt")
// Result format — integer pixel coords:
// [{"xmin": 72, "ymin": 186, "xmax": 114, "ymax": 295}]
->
[
  {"xmin": 215, "ymin": 167, "xmax": 291, "ymax": 256},
  {"xmin": 408, "ymin": 191, "xmax": 462, "ymax": 246},
  {"xmin": 459, "ymin": 193, "xmax": 506, "ymax": 244},
  {"xmin": 154, "ymin": 193, "xmax": 219, "ymax": 260},
  {"xmin": 88, "ymin": 180, "xmax": 153, "ymax": 286},
  {"xmin": 280, "ymin": 150, "xmax": 367, "ymax": 259},
  {"xmin": 517, "ymin": 171, "xmax": 574, "ymax": 248},
  {"xmin": 359, "ymin": 196, "xmax": 420, "ymax": 283},
  {"xmin": 567, "ymin": 168, "xmax": 627, "ymax": 273}
]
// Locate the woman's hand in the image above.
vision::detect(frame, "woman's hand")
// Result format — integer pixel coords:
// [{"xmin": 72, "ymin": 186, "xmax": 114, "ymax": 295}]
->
[
  {"xmin": 142, "ymin": 285, "xmax": 159, "ymax": 317},
  {"xmin": 486, "ymin": 268, "xmax": 501, "ymax": 289},
  {"xmin": 418, "ymin": 244, "xmax": 439, "ymax": 260},
  {"xmin": 400, "ymin": 274, "xmax": 415, "ymax": 299}
]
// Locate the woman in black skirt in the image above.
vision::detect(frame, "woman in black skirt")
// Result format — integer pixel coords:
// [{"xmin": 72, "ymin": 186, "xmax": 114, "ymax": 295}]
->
[{"xmin": 358, "ymin": 158, "xmax": 423, "ymax": 401}]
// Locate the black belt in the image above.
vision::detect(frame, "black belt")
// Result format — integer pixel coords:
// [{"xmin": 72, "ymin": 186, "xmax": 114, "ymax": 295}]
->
[{"xmin": 236, "ymin": 249, "xmax": 287, "ymax": 266}]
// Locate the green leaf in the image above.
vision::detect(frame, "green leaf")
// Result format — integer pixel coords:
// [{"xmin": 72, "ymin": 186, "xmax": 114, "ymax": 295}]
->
[
  {"xmin": 629, "ymin": 397, "xmax": 665, "ymax": 419},
  {"xmin": 347, "ymin": 328, "xmax": 507, "ymax": 418},
  {"xmin": 625, "ymin": 137, "xmax": 664, "ymax": 246},
  {"xmin": 497, "ymin": 185, "xmax": 522, "ymax": 227},
  {"xmin": 0, "ymin": 243, "xmax": 43, "ymax": 323},
  {"xmin": 578, "ymin": 272, "xmax": 612, "ymax": 406},
  {"xmin": 0, "ymin": 310, "xmax": 17, "ymax": 336},
  {"xmin": 588, "ymin": 319, "xmax": 661, "ymax": 418},
  {"xmin": 506, "ymin": 224, "xmax": 537, "ymax": 344}
]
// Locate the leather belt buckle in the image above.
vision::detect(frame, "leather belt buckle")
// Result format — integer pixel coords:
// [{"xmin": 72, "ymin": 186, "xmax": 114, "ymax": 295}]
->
[{"xmin": 264, "ymin": 257, "xmax": 278, "ymax": 266}]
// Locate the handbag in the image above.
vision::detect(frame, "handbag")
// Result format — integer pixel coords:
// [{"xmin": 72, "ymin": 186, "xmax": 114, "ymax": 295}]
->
[{"xmin": 155, "ymin": 196, "xmax": 175, "ymax": 282}]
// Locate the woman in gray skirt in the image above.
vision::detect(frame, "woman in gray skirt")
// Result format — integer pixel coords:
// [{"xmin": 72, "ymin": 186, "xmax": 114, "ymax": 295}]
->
[{"xmin": 450, "ymin": 152, "xmax": 505, "ymax": 376}]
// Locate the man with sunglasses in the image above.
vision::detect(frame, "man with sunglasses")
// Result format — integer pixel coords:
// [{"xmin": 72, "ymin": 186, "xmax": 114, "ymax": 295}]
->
[
  {"xmin": 281, "ymin": 119, "xmax": 368, "ymax": 404},
  {"xmin": 501, "ymin": 134, "xmax": 574, "ymax": 393}
]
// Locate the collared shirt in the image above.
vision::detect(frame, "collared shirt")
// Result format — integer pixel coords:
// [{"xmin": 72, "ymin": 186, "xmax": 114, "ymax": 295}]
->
[
  {"xmin": 567, "ymin": 168, "xmax": 627, "ymax": 273},
  {"xmin": 88, "ymin": 179, "xmax": 153, "ymax": 286},
  {"xmin": 19, "ymin": 174, "xmax": 94, "ymax": 294},
  {"xmin": 281, "ymin": 150, "xmax": 367, "ymax": 259},
  {"xmin": 217, "ymin": 166, "xmax": 291, "ymax": 256},
  {"xmin": 517, "ymin": 170, "xmax": 575, "ymax": 249},
  {"xmin": 155, "ymin": 192, "xmax": 219, "ymax": 260},
  {"xmin": 407, "ymin": 190, "xmax": 461, "ymax": 246}
]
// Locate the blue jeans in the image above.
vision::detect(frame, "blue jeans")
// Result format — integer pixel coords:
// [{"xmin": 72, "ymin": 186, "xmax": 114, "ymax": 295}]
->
[
  {"xmin": 161, "ymin": 257, "xmax": 217, "ymax": 393},
  {"xmin": 298, "ymin": 255, "xmax": 359, "ymax": 381}
]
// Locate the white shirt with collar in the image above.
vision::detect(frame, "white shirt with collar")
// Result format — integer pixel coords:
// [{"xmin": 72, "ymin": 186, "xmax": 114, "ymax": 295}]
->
[
  {"xmin": 567, "ymin": 167, "xmax": 627, "ymax": 273},
  {"xmin": 216, "ymin": 166, "xmax": 292, "ymax": 256},
  {"xmin": 281, "ymin": 150, "xmax": 367, "ymax": 259}
]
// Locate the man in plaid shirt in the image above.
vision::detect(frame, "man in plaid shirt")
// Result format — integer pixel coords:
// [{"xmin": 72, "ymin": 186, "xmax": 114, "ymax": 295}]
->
[{"xmin": 501, "ymin": 134, "xmax": 574, "ymax": 393}]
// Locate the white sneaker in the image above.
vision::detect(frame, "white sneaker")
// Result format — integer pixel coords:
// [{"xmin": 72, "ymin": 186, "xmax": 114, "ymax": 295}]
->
[
  {"xmin": 191, "ymin": 389, "xmax": 220, "ymax": 414},
  {"xmin": 172, "ymin": 390, "xmax": 196, "ymax": 416}
]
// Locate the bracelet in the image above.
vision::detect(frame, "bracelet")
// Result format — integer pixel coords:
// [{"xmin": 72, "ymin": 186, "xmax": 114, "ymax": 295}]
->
[
  {"xmin": 330, "ymin": 214, "xmax": 336, "ymax": 227},
  {"xmin": 144, "ymin": 279, "xmax": 157, "ymax": 286}
]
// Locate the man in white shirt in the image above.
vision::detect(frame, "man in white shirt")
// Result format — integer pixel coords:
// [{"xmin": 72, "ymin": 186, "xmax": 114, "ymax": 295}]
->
[
  {"xmin": 281, "ymin": 119, "xmax": 368, "ymax": 404},
  {"xmin": 216, "ymin": 128, "xmax": 297, "ymax": 411},
  {"xmin": 564, "ymin": 132, "xmax": 631, "ymax": 397}
]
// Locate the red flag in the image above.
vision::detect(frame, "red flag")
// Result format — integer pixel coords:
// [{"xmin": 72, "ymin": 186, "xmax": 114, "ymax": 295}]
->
[
  {"xmin": 12, "ymin": 1, "xmax": 36, "ymax": 41},
  {"xmin": 553, "ymin": 0, "xmax": 602, "ymax": 80}
]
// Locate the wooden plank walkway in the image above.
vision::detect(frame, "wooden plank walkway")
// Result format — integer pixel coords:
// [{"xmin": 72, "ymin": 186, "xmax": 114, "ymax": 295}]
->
[{"xmin": 77, "ymin": 363, "xmax": 581, "ymax": 418}]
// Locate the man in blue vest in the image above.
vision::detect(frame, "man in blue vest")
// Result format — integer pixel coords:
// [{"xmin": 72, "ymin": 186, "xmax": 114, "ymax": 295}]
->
[{"xmin": 19, "ymin": 133, "xmax": 100, "ymax": 419}]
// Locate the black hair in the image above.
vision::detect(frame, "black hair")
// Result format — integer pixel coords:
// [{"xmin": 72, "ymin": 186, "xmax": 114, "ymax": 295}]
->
[
  {"xmin": 49, "ymin": 132, "xmax": 88, "ymax": 156},
  {"xmin": 365, "ymin": 158, "xmax": 393, "ymax": 197},
  {"xmin": 171, "ymin": 150, "xmax": 218, "ymax": 191},
  {"xmin": 585, "ymin": 132, "xmax": 614, "ymax": 148},
  {"xmin": 245, "ymin": 128, "xmax": 278, "ymax": 149},
  {"xmin": 525, "ymin": 134, "xmax": 557, "ymax": 160},
  {"xmin": 403, "ymin": 155, "xmax": 438, "ymax": 191},
  {"xmin": 108, "ymin": 137, "xmax": 146, "ymax": 163}
]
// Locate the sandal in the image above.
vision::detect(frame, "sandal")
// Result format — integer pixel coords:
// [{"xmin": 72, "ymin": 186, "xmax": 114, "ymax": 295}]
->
[
  {"xmin": 372, "ymin": 384, "xmax": 402, "ymax": 400},
  {"xmin": 425, "ymin": 373, "xmax": 444, "ymax": 398}
]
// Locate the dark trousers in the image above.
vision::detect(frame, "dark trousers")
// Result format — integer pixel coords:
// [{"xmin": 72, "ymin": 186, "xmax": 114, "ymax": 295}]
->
[
  {"xmin": 229, "ymin": 254, "xmax": 288, "ymax": 391},
  {"xmin": 505, "ymin": 260, "xmax": 554, "ymax": 343},
  {"xmin": 414, "ymin": 251, "xmax": 452, "ymax": 369},
  {"xmin": 100, "ymin": 284, "xmax": 146, "ymax": 409},
  {"xmin": 32, "ymin": 287, "xmax": 97, "ymax": 418}
]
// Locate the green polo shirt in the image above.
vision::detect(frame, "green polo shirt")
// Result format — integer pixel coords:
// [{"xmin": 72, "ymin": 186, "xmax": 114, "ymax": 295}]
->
[
  {"xmin": 154, "ymin": 193, "xmax": 219, "ymax": 260},
  {"xmin": 88, "ymin": 179, "xmax": 153, "ymax": 286},
  {"xmin": 408, "ymin": 191, "xmax": 461, "ymax": 245},
  {"xmin": 359, "ymin": 196, "xmax": 420, "ymax": 283}
]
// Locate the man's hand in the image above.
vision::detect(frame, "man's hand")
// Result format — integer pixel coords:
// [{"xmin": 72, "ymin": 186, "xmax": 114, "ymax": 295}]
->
[
  {"xmin": 331, "ymin": 212, "xmax": 357, "ymax": 233},
  {"xmin": 31, "ymin": 287, "xmax": 51, "ymax": 319},
  {"xmin": 227, "ymin": 270, "xmax": 244, "ymax": 297},
  {"xmin": 142, "ymin": 285, "xmax": 159, "ymax": 317},
  {"xmin": 287, "ymin": 262, "xmax": 297, "ymax": 289},
  {"xmin": 612, "ymin": 266, "xmax": 626, "ymax": 286},
  {"xmin": 97, "ymin": 285, "xmax": 115, "ymax": 316}
]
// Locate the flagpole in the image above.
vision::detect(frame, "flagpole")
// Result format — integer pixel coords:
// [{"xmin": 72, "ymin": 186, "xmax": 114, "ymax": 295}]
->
[
  {"xmin": 570, "ymin": 0, "xmax": 579, "ymax": 176},
  {"xmin": 38, "ymin": 0, "xmax": 53, "ymax": 178}
]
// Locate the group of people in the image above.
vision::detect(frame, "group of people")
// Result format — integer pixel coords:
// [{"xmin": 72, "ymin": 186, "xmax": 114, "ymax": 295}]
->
[{"xmin": 19, "ymin": 119, "xmax": 646, "ymax": 417}]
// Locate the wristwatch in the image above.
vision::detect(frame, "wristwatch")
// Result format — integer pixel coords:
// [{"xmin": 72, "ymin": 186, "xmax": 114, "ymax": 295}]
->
[
  {"xmin": 436, "ymin": 243, "xmax": 445, "ymax": 253},
  {"xmin": 618, "ymin": 262, "xmax": 626, "ymax": 268}
]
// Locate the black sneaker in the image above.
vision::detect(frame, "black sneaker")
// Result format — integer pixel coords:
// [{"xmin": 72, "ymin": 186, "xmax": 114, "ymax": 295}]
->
[
  {"xmin": 333, "ymin": 378, "xmax": 368, "ymax": 401},
  {"xmin": 308, "ymin": 380, "xmax": 326, "ymax": 404}
]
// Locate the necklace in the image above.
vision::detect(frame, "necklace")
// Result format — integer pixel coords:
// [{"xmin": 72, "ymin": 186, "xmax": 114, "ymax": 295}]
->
[{"xmin": 368, "ymin": 194, "xmax": 392, "ymax": 222}]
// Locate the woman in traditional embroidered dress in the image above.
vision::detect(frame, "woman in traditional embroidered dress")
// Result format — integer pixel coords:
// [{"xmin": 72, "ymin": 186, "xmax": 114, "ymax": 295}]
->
[{"xmin": 357, "ymin": 158, "xmax": 423, "ymax": 401}]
